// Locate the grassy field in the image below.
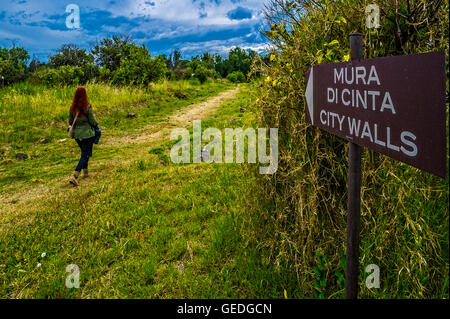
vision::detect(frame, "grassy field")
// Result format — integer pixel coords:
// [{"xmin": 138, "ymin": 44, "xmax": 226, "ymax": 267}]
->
[{"xmin": 0, "ymin": 81, "xmax": 301, "ymax": 298}]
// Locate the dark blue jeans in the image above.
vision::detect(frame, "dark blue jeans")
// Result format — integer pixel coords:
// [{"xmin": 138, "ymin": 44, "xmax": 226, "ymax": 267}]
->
[{"xmin": 75, "ymin": 136, "xmax": 95, "ymax": 172}]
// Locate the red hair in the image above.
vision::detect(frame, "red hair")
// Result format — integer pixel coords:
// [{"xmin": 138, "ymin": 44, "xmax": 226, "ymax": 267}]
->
[{"xmin": 70, "ymin": 87, "xmax": 90, "ymax": 115}]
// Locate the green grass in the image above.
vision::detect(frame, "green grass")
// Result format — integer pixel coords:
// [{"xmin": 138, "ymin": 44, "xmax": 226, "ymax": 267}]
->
[
  {"xmin": 0, "ymin": 83, "xmax": 300, "ymax": 298},
  {"xmin": 0, "ymin": 80, "xmax": 231, "ymax": 145}
]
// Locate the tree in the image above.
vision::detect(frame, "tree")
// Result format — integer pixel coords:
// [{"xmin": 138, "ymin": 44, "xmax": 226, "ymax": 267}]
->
[
  {"xmin": 165, "ymin": 53, "xmax": 174, "ymax": 70},
  {"xmin": 48, "ymin": 44, "xmax": 93, "ymax": 68},
  {"xmin": 173, "ymin": 50, "xmax": 182, "ymax": 69},
  {"xmin": 166, "ymin": 50, "xmax": 183, "ymax": 70},
  {"xmin": 28, "ymin": 55, "xmax": 42, "ymax": 73},
  {"xmin": 0, "ymin": 47, "xmax": 29, "ymax": 66},
  {"xmin": 112, "ymin": 44, "xmax": 167, "ymax": 85},
  {"xmin": 0, "ymin": 46, "xmax": 29, "ymax": 85},
  {"xmin": 201, "ymin": 52, "xmax": 215, "ymax": 70},
  {"xmin": 226, "ymin": 71, "xmax": 245, "ymax": 83},
  {"xmin": 48, "ymin": 44, "xmax": 97, "ymax": 83},
  {"xmin": 214, "ymin": 47, "xmax": 257, "ymax": 79},
  {"xmin": 194, "ymin": 65, "xmax": 212, "ymax": 83},
  {"xmin": 91, "ymin": 34, "xmax": 134, "ymax": 71}
]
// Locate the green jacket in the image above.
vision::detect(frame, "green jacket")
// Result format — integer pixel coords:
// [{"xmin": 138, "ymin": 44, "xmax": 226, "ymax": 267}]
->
[{"xmin": 69, "ymin": 105, "xmax": 98, "ymax": 140}]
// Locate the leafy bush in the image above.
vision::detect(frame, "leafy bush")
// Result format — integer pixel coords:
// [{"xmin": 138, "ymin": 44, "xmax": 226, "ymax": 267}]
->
[
  {"xmin": 41, "ymin": 69, "xmax": 61, "ymax": 87},
  {"xmin": 226, "ymin": 71, "xmax": 246, "ymax": 83},
  {"xmin": 91, "ymin": 35, "xmax": 134, "ymax": 72},
  {"xmin": 58, "ymin": 65, "xmax": 84, "ymax": 86},
  {"xmin": 215, "ymin": 47, "xmax": 256, "ymax": 79},
  {"xmin": 81, "ymin": 63, "xmax": 100, "ymax": 83},
  {"xmin": 148, "ymin": 55, "xmax": 168, "ymax": 83},
  {"xmin": 0, "ymin": 58, "xmax": 25, "ymax": 85},
  {"xmin": 48, "ymin": 44, "xmax": 98, "ymax": 84},
  {"xmin": 194, "ymin": 65, "xmax": 212, "ymax": 84},
  {"xmin": 49, "ymin": 44, "xmax": 94, "ymax": 69},
  {"xmin": 112, "ymin": 45, "xmax": 167, "ymax": 85},
  {"xmin": 0, "ymin": 47, "xmax": 29, "ymax": 85},
  {"xmin": 41, "ymin": 65, "xmax": 84, "ymax": 87},
  {"xmin": 165, "ymin": 69, "xmax": 176, "ymax": 81},
  {"xmin": 183, "ymin": 67, "xmax": 194, "ymax": 80},
  {"xmin": 98, "ymin": 67, "xmax": 112, "ymax": 83}
]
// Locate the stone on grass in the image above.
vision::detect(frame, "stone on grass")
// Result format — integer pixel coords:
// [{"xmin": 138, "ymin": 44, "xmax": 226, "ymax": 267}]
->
[
  {"xmin": 15, "ymin": 153, "xmax": 28, "ymax": 160},
  {"xmin": 174, "ymin": 92, "xmax": 187, "ymax": 99},
  {"xmin": 39, "ymin": 136, "xmax": 51, "ymax": 144}
]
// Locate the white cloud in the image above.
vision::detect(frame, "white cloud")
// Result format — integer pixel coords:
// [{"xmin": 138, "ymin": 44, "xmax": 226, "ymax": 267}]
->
[
  {"xmin": 0, "ymin": 0, "xmax": 269, "ymax": 60},
  {"xmin": 123, "ymin": 0, "xmax": 265, "ymax": 25}
]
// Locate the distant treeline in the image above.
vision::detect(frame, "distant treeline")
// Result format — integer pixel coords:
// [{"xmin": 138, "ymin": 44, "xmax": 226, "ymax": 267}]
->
[{"xmin": 0, "ymin": 34, "xmax": 264, "ymax": 87}]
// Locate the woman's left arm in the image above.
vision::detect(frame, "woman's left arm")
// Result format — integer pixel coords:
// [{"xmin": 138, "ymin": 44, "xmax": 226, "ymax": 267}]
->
[
  {"xmin": 69, "ymin": 112, "xmax": 74, "ymax": 126},
  {"xmin": 88, "ymin": 106, "xmax": 99, "ymax": 127}
]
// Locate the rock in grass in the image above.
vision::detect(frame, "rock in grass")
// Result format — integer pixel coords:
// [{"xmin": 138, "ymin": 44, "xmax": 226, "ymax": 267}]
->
[
  {"xmin": 39, "ymin": 136, "xmax": 51, "ymax": 144},
  {"xmin": 240, "ymin": 106, "xmax": 246, "ymax": 113},
  {"xmin": 127, "ymin": 112, "xmax": 137, "ymax": 118},
  {"xmin": 174, "ymin": 92, "xmax": 187, "ymax": 99},
  {"xmin": 15, "ymin": 153, "xmax": 28, "ymax": 160},
  {"xmin": 0, "ymin": 149, "xmax": 5, "ymax": 155},
  {"xmin": 230, "ymin": 118, "xmax": 239, "ymax": 124}
]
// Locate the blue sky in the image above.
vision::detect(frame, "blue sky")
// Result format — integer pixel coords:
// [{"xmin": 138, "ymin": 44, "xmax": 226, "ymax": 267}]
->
[{"xmin": 0, "ymin": 0, "xmax": 269, "ymax": 62}]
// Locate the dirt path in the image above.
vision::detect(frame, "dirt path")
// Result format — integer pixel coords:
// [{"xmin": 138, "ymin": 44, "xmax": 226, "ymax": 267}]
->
[
  {"xmin": 104, "ymin": 86, "xmax": 240, "ymax": 145},
  {"xmin": 0, "ymin": 86, "xmax": 240, "ymax": 231}
]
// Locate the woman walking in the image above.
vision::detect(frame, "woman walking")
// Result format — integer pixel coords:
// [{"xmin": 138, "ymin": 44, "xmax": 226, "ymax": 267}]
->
[{"xmin": 68, "ymin": 87, "xmax": 99, "ymax": 186}]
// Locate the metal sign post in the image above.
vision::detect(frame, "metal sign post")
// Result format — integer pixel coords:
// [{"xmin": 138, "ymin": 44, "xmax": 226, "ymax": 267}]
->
[{"xmin": 345, "ymin": 33, "xmax": 363, "ymax": 299}]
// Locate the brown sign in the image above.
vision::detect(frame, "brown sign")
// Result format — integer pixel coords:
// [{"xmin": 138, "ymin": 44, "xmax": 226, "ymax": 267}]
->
[{"xmin": 305, "ymin": 51, "xmax": 447, "ymax": 178}]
